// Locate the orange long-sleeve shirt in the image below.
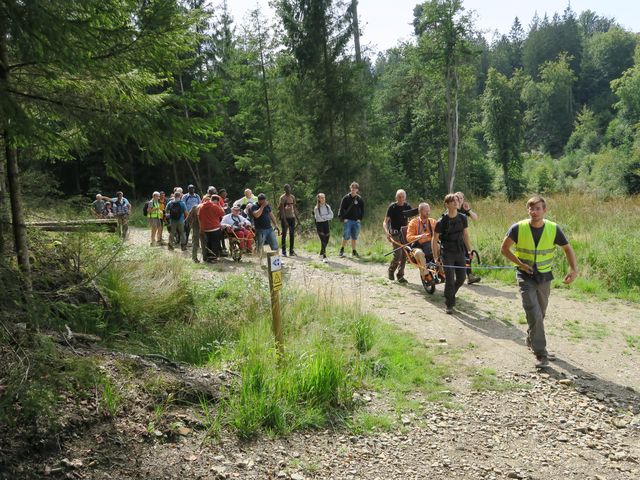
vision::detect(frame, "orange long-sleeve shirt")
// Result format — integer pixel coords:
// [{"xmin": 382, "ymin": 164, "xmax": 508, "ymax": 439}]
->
[{"xmin": 406, "ymin": 217, "xmax": 437, "ymax": 244}]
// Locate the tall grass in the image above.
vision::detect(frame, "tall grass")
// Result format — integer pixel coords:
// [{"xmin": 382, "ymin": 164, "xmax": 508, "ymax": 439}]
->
[
  {"xmin": 208, "ymin": 285, "xmax": 448, "ymax": 438},
  {"xmin": 302, "ymin": 193, "xmax": 640, "ymax": 301}
]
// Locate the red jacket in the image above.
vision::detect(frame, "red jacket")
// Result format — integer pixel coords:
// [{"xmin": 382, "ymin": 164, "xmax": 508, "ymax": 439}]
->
[{"xmin": 198, "ymin": 202, "xmax": 225, "ymax": 231}]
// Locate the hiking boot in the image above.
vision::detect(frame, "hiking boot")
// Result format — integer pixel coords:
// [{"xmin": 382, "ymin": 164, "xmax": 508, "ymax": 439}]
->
[
  {"xmin": 168, "ymin": 244, "xmax": 174, "ymax": 251},
  {"xmin": 388, "ymin": 271, "xmax": 395, "ymax": 281},
  {"xmin": 467, "ymin": 273, "xmax": 481, "ymax": 285},
  {"xmin": 535, "ymin": 356, "xmax": 549, "ymax": 369},
  {"xmin": 339, "ymin": 248, "xmax": 345, "ymax": 257},
  {"xmin": 397, "ymin": 277, "xmax": 408, "ymax": 284},
  {"xmin": 289, "ymin": 250, "xmax": 297, "ymax": 257},
  {"xmin": 282, "ymin": 250, "xmax": 288, "ymax": 257},
  {"xmin": 352, "ymin": 250, "xmax": 360, "ymax": 258},
  {"xmin": 445, "ymin": 306, "xmax": 454, "ymax": 314}
]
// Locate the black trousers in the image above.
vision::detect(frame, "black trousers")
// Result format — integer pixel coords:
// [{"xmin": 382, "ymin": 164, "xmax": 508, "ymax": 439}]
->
[
  {"xmin": 316, "ymin": 221, "xmax": 330, "ymax": 255},
  {"xmin": 443, "ymin": 250, "xmax": 467, "ymax": 308},
  {"xmin": 204, "ymin": 230, "xmax": 222, "ymax": 260},
  {"xmin": 281, "ymin": 217, "xmax": 296, "ymax": 252}
]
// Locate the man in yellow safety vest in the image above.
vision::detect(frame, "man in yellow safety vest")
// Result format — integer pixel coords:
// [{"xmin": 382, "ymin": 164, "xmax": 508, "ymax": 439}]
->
[{"xmin": 501, "ymin": 196, "xmax": 578, "ymax": 369}]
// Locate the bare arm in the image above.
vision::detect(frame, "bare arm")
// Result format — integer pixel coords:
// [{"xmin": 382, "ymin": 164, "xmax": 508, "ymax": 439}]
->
[
  {"xmin": 251, "ymin": 204, "xmax": 265, "ymax": 218},
  {"xmin": 269, "ymin": 211, "xmax": 280, "ymax": 231},
  {"xmin": 462, "ymin": 228, "xmax": 472, "ymax": 253},
  {"xmin": 561, "ymin": 243, "xmax": 578, "ymax": 284},
  {"xmin": 500, "ymin": 236, "xmax": 533, "ymax": 274},
  {"xmin": 382, "ymin": 216, "xmax": 391, "ymax": 239},
  {"xmin": 432, "ymin": 232, "xmax": 440, "ymax": 262}
]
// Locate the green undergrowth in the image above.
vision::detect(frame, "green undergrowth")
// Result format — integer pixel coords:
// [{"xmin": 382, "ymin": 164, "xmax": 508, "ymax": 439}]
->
[{"xmin": 31, "ymin": 238, "xmax": 449, "ymax": 439}]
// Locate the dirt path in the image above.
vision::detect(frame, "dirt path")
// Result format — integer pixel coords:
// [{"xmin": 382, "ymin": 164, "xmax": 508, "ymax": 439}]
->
[{"xmin": 22, "ymin": 228, "xmax": 637, "ymax": 480}]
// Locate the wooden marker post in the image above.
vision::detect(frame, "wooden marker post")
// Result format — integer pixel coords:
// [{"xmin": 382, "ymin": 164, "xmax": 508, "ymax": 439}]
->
[{"xmin": 266, "ymin": 251, "xmax": 284, "ymax": 358}]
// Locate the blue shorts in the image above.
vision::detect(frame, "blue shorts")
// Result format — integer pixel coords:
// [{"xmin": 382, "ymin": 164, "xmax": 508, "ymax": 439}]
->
[
  {"xmin": 256, "ymin": 227, "xmax": 279, "ymax": 251},
  {"xmin": 342, "ymin": 219, "xmax": 361, "ymax": 240}
]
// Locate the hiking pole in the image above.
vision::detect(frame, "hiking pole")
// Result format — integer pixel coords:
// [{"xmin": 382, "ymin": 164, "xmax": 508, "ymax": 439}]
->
[{"xmin": 384, "ymin": 233, "xmax": 429, "ymax": 257}]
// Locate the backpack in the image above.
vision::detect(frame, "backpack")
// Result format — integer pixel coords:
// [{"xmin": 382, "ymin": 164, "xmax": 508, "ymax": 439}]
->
[
  {"xmin": 143, "ymin": 201, "xmax": 149, "ymax": 217},
  {"xmin": 168, "ymin": 201, "xmax": 182, "ymax": 220}
]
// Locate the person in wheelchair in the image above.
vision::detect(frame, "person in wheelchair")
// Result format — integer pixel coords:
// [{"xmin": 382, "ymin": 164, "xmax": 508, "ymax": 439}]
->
[
  {"xmin": 221, "ymin": 205, "xmax": 254, "ymax": 252},
  {"xmin": 405, "ymin": 202, "xmax": 437, "ymax": 280}
]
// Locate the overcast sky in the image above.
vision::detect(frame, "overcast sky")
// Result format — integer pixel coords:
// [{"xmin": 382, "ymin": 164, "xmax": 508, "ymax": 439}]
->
[{"xmin": 227, "ymin": 0, "xmax": 640, "ymax": 53}]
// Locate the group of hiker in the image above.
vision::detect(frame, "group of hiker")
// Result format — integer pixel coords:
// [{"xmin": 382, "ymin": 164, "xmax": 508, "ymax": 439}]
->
[
  {"xmin": 91, "ymin": 182, "xmax": 578, "ymax": 369},
  {"xmin": 382, "ymin": 189, "xmax": 578, "ymax": 369}
]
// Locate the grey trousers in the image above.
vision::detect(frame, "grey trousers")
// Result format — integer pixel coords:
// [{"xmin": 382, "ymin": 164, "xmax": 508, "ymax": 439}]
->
[
  {"xmin": 518, "ymin": 276, "xmax": 551, "ymax": 357},
  {"xmin": 388, "ymin": 232, "xmax": 407, "ymax": 279},
  {"xmin": 169, "ymin": 222, "xmax": 186, "ymax": 248}
]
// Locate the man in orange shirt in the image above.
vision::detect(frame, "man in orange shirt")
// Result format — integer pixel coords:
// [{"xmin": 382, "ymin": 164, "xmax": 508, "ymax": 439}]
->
[{"xmin": 405, "ymin": 202, "xmax": 437, "ymax": 280}]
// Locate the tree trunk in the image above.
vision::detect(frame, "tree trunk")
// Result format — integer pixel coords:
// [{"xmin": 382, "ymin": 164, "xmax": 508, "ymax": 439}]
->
[
  {"xmin": 4, "ymin": 141, "xmax": 32, "ymax": 290},
  {"xmin": 352, "ymin": 1, "xmax": 362, "ymax": 64},
  {"xmin": 0, "ymin": 22, "xmax": 32, "ymax": 290},
  {"xmin": 445, "ymin": 66, "xmax": 460, "ymax": 193},
  {"xmin": 257, "ymin": 21, "xmax": 274, "ymax": 157},
  {"xmin": 0, "ymin": 144, "xmax": 7, "ymax": 253}
]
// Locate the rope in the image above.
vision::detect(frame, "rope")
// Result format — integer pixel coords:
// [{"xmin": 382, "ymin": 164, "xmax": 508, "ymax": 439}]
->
[{"xmin": 435, "ymin": 263, "xmax": 516, "ymax": 270}]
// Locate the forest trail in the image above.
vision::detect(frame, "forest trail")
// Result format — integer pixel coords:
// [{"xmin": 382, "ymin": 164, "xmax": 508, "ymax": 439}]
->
[{"xmin": 48, "ymin": 228, "xmax": 640, "ymax": 480}]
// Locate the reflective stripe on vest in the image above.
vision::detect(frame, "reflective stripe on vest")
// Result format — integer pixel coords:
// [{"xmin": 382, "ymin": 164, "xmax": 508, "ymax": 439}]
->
[{"xmin": 514, "ymin": 219, "xmax": 557, "ymax": 273}]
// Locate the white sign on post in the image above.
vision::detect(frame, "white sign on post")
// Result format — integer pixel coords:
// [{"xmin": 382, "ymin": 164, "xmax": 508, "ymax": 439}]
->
[{"xmin": 270, "ymin": 255, "xmax": 282, "ymax": 272}]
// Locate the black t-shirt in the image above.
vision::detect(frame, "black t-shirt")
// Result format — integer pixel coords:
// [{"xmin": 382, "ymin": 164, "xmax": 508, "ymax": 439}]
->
[
  {"xmin": 386, "ymin": 202, "xmax": 413, "ymax": 231},
  {"xmin": 250, "ymin": 203, "xmax": 273, "ymax": 229},
  {"xmin": 506, "ymin": 221, "xmax": 568, "ymax": 283},
  {"xmin": 435, "ymin": 213, "xmax": 468, "ymax": 252}
]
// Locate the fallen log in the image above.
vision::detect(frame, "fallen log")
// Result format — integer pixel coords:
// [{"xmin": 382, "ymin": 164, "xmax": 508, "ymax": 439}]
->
[{"xmin": 26, "ymin": 219, "xmax": 118, "ymax": 232}]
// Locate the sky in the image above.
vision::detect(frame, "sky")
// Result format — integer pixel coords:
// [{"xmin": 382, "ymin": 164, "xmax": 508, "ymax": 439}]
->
[{"xmin": 227, "ymin": 0, "xmax": 640, "ymax": 53}]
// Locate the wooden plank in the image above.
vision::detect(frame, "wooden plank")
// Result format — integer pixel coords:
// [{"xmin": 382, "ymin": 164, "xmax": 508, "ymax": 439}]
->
[{"xmin": 26, "ymin": 219, "xmax": 118, "ymax": 232}]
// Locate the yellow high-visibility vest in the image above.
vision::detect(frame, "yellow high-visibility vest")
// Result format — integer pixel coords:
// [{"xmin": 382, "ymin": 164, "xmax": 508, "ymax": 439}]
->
[{"xmin": 514, "ymin": 219, "xmax": 557, "ymax": 273}]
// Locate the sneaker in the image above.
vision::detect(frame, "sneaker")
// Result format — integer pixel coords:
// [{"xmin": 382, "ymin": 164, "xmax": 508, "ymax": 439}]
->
[
  {"xmin": 193, "ymin": 258, "xmax": 201, "ymax": 263},
  {"xmin": 322, "ymin": 257, "xmax": 328, "ymax": 263},
  {"xmin": 445, "ymin": 306, "xmax": 454, "ymax": 314},
  {"xmin": 339, "ymin": 248, "xmax": 345, "ymax": 257},
  {"xmin": 181, "ymin": 246, "xmax": 187, "ymax": 251},
  {"xmin": 467, "ymin": 273, "xmax": 481, "ymax": 285},
  {"xmin": 289, "ymin": 251, "xmax": 297, "ymax": 256},
  {"xmin": 221, "ymin": 249, "xmax": 229, "ymax": 257},
  {"xmin": 282, "ymin": 251, "xmax": 288, "ymax": 257},
  {"xmin": 397, "ymin": 277, "xmax": 408, "ymax": 284},
  {"xmin": 168, "ymin": 245, "xmax": 174, "ymax": 251},
  {"xmin": 535, "ymin": 356, "xmax": 549, "ymax": 369},
  {"xmin": 388, "ymin": 271, "xmax": 395, "ymax": 281},
  {"xmin": 352, "ymin": 250, "xmax": 360, "ymax": 258},
  {"xmin": 547, "ymin": 352, "xmax": 557, "ymax": 361}
]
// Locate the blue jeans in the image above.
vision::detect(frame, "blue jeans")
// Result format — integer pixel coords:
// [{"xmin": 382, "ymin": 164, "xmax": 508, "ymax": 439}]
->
[
  {"xmin": 342, "ymin": 219, "xmax": 361, "ymax": 240},
  {"xmin": 256, "ymin": 227, "xmax": 278, "ymax": 251}
]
